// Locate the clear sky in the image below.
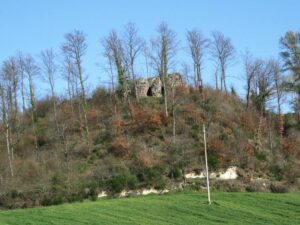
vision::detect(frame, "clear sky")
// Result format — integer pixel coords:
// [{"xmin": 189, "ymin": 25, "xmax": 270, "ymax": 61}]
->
[{"xmin": 1, "ymin": 0, "xmax": 300, "ymax": 109}]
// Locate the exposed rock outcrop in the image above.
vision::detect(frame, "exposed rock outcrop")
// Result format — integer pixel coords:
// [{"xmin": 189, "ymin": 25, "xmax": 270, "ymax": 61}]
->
[
  {"xmin": 136, "ymin": 78, "xmax": 149, "ymax": 98},
  {"xmin": 148, "ymin": 77, "xmax": 162, "ymax": 97},
  {"xmin": 134, "ymin": 73, "xmax": 184, "ymax": 98}
]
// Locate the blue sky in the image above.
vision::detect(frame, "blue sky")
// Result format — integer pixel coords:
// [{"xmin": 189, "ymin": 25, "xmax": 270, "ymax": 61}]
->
[{"xmin": 1, "ymin": 0, "xmax": 300, "ymax": 109}]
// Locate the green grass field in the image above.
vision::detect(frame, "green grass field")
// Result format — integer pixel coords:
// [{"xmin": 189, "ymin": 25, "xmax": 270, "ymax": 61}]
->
[{"xmin": 0, "ymin": 192, "xmax": 299, "ymax": 225}]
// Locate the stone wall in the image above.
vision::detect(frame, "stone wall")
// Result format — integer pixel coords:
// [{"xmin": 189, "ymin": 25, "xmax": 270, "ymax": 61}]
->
[{"xmin": 135, "ymin": 73, "xmax": 184, "ymax": 98}]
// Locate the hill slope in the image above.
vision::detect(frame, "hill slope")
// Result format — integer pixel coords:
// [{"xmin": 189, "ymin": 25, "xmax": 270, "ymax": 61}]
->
[{"xmin": 1, "ymin": 86, "xmax": 300, "ymax": 209}]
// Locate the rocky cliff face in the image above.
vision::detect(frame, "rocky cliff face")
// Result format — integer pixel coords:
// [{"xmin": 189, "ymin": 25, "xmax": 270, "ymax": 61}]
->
[{"xmin": 135, "ymin": 73, "xmax": 184, "ymax": 98}]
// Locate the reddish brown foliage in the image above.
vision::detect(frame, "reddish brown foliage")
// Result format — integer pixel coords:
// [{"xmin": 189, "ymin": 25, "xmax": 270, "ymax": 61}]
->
[
  {"xmin": 182, "ymin": 103, "xmax": 204, "ymax": 124},
  {"xmin": 112, "ymin": 117, "xmax": 127, "ymax": 135},
  {"xmin": 159, "ymin": 112, "xmax": 171, "ymax": 125},
  {"xmin": 110, "ymin": 137, "xmax": 130, "ymax": 158},
  {"xmin": 282, "ymin": 136, "xmax": 300, "ymax": 156},
  {"xmin": 208, "ymin": 137, "xmax": 232, "ymax": 167},
  {"xmin": 136, "ymin": 151, "xmax": 155, "ymax": 168},
  {"xmin": 176, "ymin": 85, "xmax": 190, "ymax": 96},
  {"xmin": 87, "ymin": 109, "xmax": 99, "ymax": 122},
  {"xmin": 239, "ymin": 113, "xmax": 256, "ymax": 132},
  {"xmin": 130, "ymin": 106, "xmax": 167, "ymax": 132},
  {"xmin": 238, "ymin": 141, "xmax": 255, "ymax": 156},
  {"xmin": 57, "ymin": 103, "xmax": 73, "ymax": 122}
]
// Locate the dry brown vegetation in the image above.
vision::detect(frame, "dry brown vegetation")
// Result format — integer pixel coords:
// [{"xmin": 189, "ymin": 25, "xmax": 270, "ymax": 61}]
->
[{"xmin": 0, "ymin": 84, "xmax": 299, "ymax": 209}]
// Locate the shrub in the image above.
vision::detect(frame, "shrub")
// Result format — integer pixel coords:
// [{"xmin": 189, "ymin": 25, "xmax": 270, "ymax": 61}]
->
[
  {"xmin": 110, "ymin": 137, "xmax": 130, "ymax": 158},
  {"xmin": 137, "ymin": 166, "xmax": 166, "ymax": 189},
  {"xmin": 101, "ymin": 173, "xmax": 138, "ymax": 196},
  {"xmin": 207, "ymin": 154, "xmax": 220, "ymax": 170},
  {"xmin": 213, "ymin": 180, "xmax": 244, "ymax": 192},
  {"xmin": 182, "ymin": 104, "xmax": 203, "ymax": 125},
  {"xmin": 91, "ymin": 87, "xmax": 110, "ymax": 105},
  {"xmin": 41, "ymin": 193, "xmax": 65, "ymax": 206},
  {"xmin": 35, "ymin": 98, "xmax": 53, "ymax": 118},
  {"xmin": 130, "ymin": 106, "xmax": 165, "ymax": 133},
  {"xmin": 245, "ymin": 181, "xmax": 267, "ymax": 192},
  {"xmin": 255, "ymin": 150, "xmax": 267, "ymax": 161},
  {"xmin": 153, "ymin": 178, "xmax": 167, "ymax": 190},
  {"xmin": 136, "ymin": 151, "xmax": 155, "ymax": 168},
  {"xmin": 282, "ymin": 135, "xmax": 300, "ymax": 156},
  {"xmin": 106, "ymin": 176, "xmax": 125, "ymax": 195},
  {"xmin": 168, "ymin": 167, "xmax": 182, "ymax": 180},
  {"xmin": 269, "ymin": 182, "xmax": 289, "ymax": 193},
  {"xmin": 51, "ymin": 172, "xmax": 65, "ymax": 193},
  {"xmin": 268, "ymin": 165, "xmax": 283, "ymax": 181}
]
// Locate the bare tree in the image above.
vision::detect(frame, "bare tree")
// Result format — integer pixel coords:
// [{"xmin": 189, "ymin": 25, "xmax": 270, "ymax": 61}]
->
[
  {"xmin": 210, "ymin": 31, "xmax": 235, "ymax": 93},
  {"xmin": 268, "ymin": 59, "xmax": 284, "ymax": 115},
  {"xmin": 1, "ymin": 57, "xmax": 21, "ymax": 172},
  {"xmin": 40, "ymin": 49, "xmax": 59, "ymax": 132},
  {"xmin": 2, "ymin": 57, "xmax": 19, "ymax": 121},
  {"xmin": 151, "ymin": 22, "xmax": 177, "ymax": 116},
  {"xmin": 20, "ymin": 54, "xmax": 40, "ymax": 150},
  {"xmin": 269, "ymin": 59, "xmax": 285, "ymax": 138},
  {"xmin": 249, "ymin": 59, "xmax": 277, "ymax": 151},
  {"xmin": 186, "ymin": 29, "xmax": 209, "ymax": 92},
  {"xmin": 62, "ymin": 30, "xmax": 89, "ymax": 144},
  {"xmin": 61, "ymin": 55, "xmax": 78, "ymax": 116},
  {"xmin": 251, "ymin": 59, "xmax": 274, "ymax": 114},
  {"xmin": 142, "ymin": 45, "xmax": 151, "ymax": 78},
  {"xmin": 181, "ymin": 62, "xmax": 192, "ymax": 85},
  {"xmin": 102, "ymin": 30, "xmax": 126, "ymax": 98},
  {"xmin": 123, "ymin": 22, "xmax": 145, "ymax": 102},
  {"xmin": 0, "ymin": 58, "xmax": 19, "ymax": 177},
  {"xmin": 280, "ymin": 31, "xmax": 300, "ymax": 116},
  {"xmin": 102, "ymin": 48, "xmax": 118, "ymax": 114},
  {"xmin": 0, "ymin": 84, "xmax": 14, "ymax": 177},
  {"xmin": 17, "ymin": 53, "xmax": 27, "ymax": 113},
  {"xmin": 242, "ymin": 51, "xmax": 263, "ymax": 107}
]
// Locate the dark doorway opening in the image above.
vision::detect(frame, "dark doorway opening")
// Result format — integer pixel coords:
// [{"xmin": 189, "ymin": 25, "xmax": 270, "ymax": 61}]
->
[
  {"xmin": 161, "ymin": 86, "xmax": 165, "ymax": 96},
  {"xmin": 147, "ymin": 87, "xmax": 152, "ymax": 96}
]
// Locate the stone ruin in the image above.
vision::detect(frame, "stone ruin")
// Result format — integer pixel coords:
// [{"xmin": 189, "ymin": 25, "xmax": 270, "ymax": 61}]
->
[{"xmin": 135, "ymin": 73, "xmax": 184, "ymax": 98}]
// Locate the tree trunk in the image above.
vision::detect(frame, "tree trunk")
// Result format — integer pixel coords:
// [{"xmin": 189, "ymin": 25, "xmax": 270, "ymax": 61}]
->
[
  {"xmin": 215, "ymin": 67, "xmax": 219, "ymax": 90},
  {"xmin": 221, "ymin": 65, "xmax": 227, "ymax": 93},
  {"xmin": 21, "ymin": 72, "xmax": 26, "ymax": 113},
  {"xmin": 5, "ymin": 123, "xmax": 14, "ymax": 177},
  {"xmin": 1, "ymin": 87, "xmax": 14, "ymax": 177},
  {"xmin": 131, "ymin": 64, "xmax": 139, "ymax": 103},
  {"xmin": 28, "ymin": 75, "xmax": 38, "ymax": 150},
  {"xmin": 162, "ymin": 39, "xmax": 168, "ymax": 117},
  {"xmin": 76, "ymin": 58, "xmax": 90, "ymax": 145}
]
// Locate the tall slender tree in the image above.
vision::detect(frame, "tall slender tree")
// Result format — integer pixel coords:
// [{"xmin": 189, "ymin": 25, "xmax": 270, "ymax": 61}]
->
[
  {"xmin": 280, "ymin": 31, "xmax": 300, "ymax": 115},
  {"xmin": 186, "ymin": 29, "xmax": 209, "ymax": 92},
  {"xmin": 62, "ymin": 30, "xmax": 89, "ymax": 144},
  {"xmin": 20, "ymin": 54, "xmax": 40, "ymax": 150},
  {"xmin": 40, "ymin": 49, "xmax": 59, "ymax": 132},
  {"xmin": 123, "ymin": 22, "xmax": 145, "ymax": 102},
  {"xmin": 242, "ymin": 51, "xmax": 263, "ymax": 108},
  {"xmin": 102, "ymin": 30, "xmax": 126, "ymax": 98},
  {"xmin": 269, "ymin": 59, "xmax": 285, "ymax": 139},
  {"xmin": 17, "ymin": 53, "xmax": 27, "ymax": 113},
  {"xmin": 210, "ymin": 31, "xmax": 235, "ymax": 93},
  {"xmin": 151, "ymin": 22, "xmax": 177, "ymax": 116}
]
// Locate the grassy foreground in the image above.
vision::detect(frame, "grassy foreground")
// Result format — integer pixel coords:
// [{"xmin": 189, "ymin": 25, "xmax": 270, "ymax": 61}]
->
[{"xmin": 0, "ymin": 192, "xmax": 299, "ymax": 225}]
